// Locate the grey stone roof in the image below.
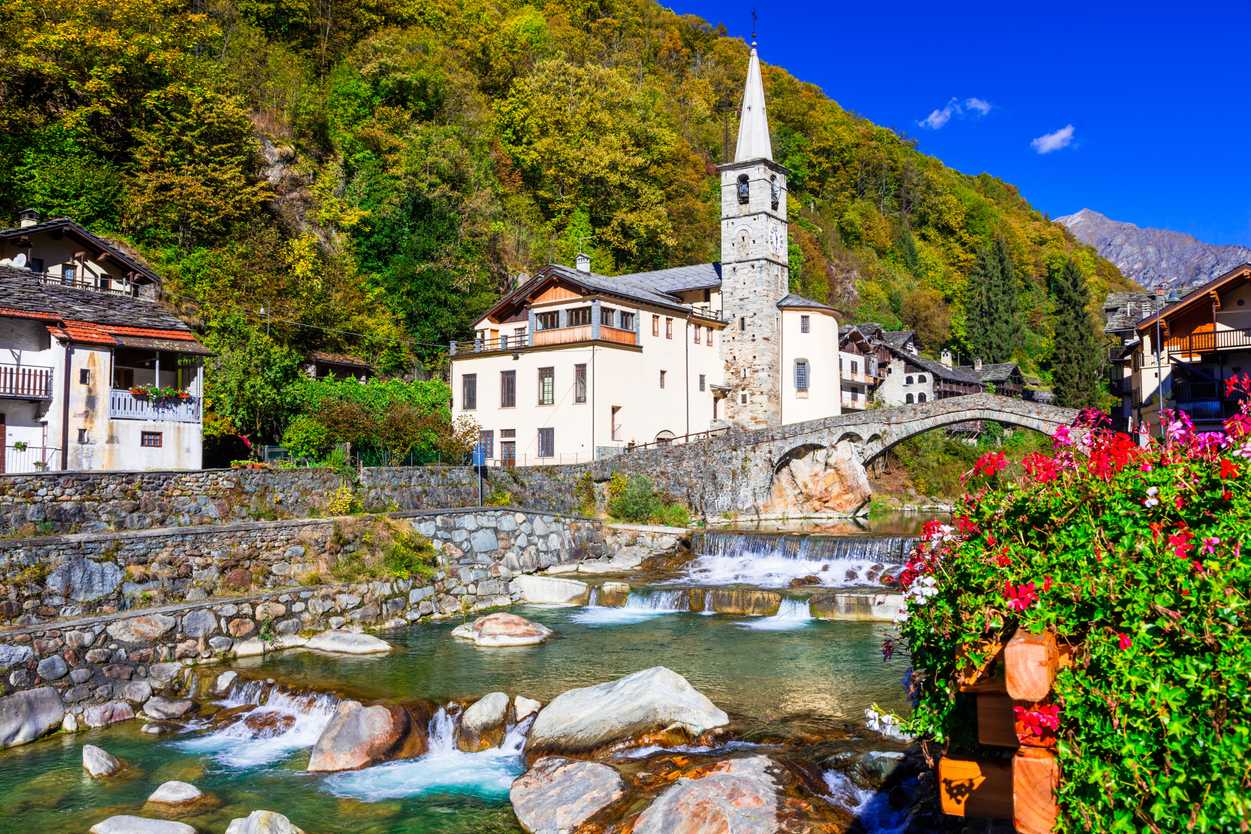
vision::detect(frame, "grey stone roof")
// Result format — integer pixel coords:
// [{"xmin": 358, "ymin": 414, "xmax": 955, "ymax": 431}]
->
[
  {"xmin": 1103, "ymin": 291, "xmax": 1163, "ymax": 334},
  {"xmin": 0, "ymin": 266, "xmax": 192, "ymax": 331},
  {"xmin": 776, "ymin": 292, "xmax": 835, "ymax": 311},
  {"xmin": 543, "ymin": 264, "xmax": 694, "ymax": 313},
  {"xmin": 617, "ymin": 263, "xmax": 722, "ymax": 294},
  {"xmin": 0, "ymin": 218, "xmax": 159, "ymax": 283},
  {"xmin": 971, "ymin": 363, "xmax": 1021, "ymax": 384}
]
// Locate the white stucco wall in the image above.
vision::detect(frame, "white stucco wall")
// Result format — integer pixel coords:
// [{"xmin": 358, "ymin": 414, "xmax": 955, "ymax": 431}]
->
[
  {"xmin": 780, "ymin": 308, "xmax": 839, "ymax": 424},
  {"xmin": 875, "ymin": 358, "xmax": 936, "ymax": 406}
]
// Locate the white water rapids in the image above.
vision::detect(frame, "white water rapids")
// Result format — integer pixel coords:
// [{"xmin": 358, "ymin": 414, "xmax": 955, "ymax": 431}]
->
[{"xmin": 176, "ymin": 683, "xmax": 339, "ymax": 768}]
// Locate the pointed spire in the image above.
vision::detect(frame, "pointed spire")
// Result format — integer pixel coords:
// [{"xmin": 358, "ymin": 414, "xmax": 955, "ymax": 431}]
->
[{"xmin": 734, "ymin": 43, "xmax": 772, "ymax": 162}]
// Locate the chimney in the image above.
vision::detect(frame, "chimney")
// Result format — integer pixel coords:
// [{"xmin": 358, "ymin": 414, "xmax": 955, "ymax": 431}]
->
[
  {"xmin": 940, "ymin": 349, "xmax": 953, "ymax": 368},
  {"xmin": 18, "ymin": 208, "xmax": 39, "ymax": 228},
  {"xmin": 974, "ymin": 357, "xmax": 983, "ymax": 372},
  {"xmin": 575, "ymin": 252, "xmax": 591, "ymax": 273}
]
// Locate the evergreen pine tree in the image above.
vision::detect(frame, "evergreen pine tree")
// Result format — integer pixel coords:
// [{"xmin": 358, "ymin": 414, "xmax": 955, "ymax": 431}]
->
[
  {"xmin": 1049, "ymin": 258, "xmax": 1104, "ymax": 408},
  {"xmin": 965, "ymin": 237, "xmax": 1020, "ymax": 363}
]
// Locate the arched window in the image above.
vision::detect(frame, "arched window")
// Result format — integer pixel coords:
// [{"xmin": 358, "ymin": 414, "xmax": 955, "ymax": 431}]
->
[
  {"xmin": 905, "ymin": 393, "xmax": 914, "ymax": 404},
  {"xmin": 918, "ymin": 393, "xmax": 928, "ymax": 403},
  {"xmin": 906, "ymin": 375, "xmax": 914, "ymax": 385},
  {"xmin": 917, "ymin": 374, "xmax": 927, "ymax": 383},
  {"xmin": 770, "ymin": 175, "xmax": 779, "ymax": 210},
  {"xmin": 737, "ymin": 174, "xmax": 750, "ymax": 205}
]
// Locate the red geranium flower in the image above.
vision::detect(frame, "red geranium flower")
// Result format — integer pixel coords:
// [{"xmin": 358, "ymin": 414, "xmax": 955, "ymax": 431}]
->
[
  {"xmin": 974, "ymin": 452, "xmax": 1008, "ymax": 478},
  {"xmin": 1117, "ymin": 632, "xmax": 1132, "ymax": 651},
  {"xmin": 1004, "ymin": 581, "xmax": 1038, "ymax": 612},
  {"xmin": 1221, "ymin": 458, "xmax": 1239, "ymax": 479}
]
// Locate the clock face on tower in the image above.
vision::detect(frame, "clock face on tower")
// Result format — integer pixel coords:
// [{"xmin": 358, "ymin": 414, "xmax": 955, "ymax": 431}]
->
[{"xmin": 768, "ymin": 224, "xmax": 784, "ymax": 260}]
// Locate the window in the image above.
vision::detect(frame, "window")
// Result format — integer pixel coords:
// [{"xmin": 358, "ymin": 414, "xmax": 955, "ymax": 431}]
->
[
  {"xmin": 78, "ymin": 368, "xmax": 90, "ymax": 385},
  {"xmin": 537, "ymin": 428, "xmax": 555, "ymax": 458},
  {"xmin": 665, "ymin": 318, "xmax": 673, "ymax": 339},
  {"xmin": 574, "ymin": 364, "xmax": 587, "ymax": 403},
  {"xmin": 479, "ymin": 430, "xmax": 494, "ymax": 460},
  {"xmin": 462, "ymin": 374, "xmax": 477, "ymax": 410},
  {"xmin": 699, "ymin": 374, "xmax": 706, "ymax": 392},
  {"xmin": 611, "ymin": 406, "xmax": 622, "ymax": 440},
  {"xmin": 500, "ymin": 370, "xmax": 516, "ymax": 408},
  {"xmin": 851, "ymin": 361, "xmax": 859, "ymax": 375},
  {"xmin": 694, "ymin": 325, "xmax": 702, "ymax": 344},
  {"xmin": 77, "ymin": 428, "xmax": 89, "ymax": 444},
  {"xmin": 140, "ymin": 431, "xmax": 162, "ymax": 448},
  {"xmin": 770, "ymin": 175, "xmax": 779, "ymax": 210},
  {"xmin": 659, "ymin": 370, "xmax": 667, "ymax": 389},
  {"xmin": 905, "ymin": 375, "xmax": 914, "ymax": 385},
  {"xmin": 62, "ymin": 264, "xmax": 77, "ymax": 285},
  {"xmin": 536, "ymin": 311, "xmax": 559, "ymax": 331},
  {"xmin": 567, "ymin": 306, "xmax": 592, "ymax": 326},
  {"xmin": 906, "ymin": 393, "xmax": 915, "ymax": 404},
  {"xmin": 500, "ymin": 441, "xmax": 516, "ymax": 466},
  {"xmin": 538, "ymin": 367, "xmax": 554, "ymax": 405},
  {"xmin": 918, "ymin": 393, "xmax": 928, "ymax": 403},
  {"xmin": 619, "ymin": 312, "xmax": 635, "ymax": 332},
  {"xmin": 737, "ymin": 173, "xmax": 750, "ymax": 204},
  {"xmin": 740, "ymin": 392, "xmax": 749, "ymax": 405},
  {"xmin": 652, "ymin": 315, "xmax": 660, "ymax": 336},
  {"xmin": 600, "ymin": 307, "xmax": 615, "ymax": 327},
  {"xmin": 917, "ymin": 374, "xmax": 928, "ymax": 383},
  {"xmin": 794, "ymin": 359, "xmax": 810, "ymax": 392},
  {"xmin": 739, "ymin": 316, "xmax": 746, "ymax": 331},
  {"xmin": 800, "ymin": 315, "xmax": 810, "ymax": 334},
  {"xmin": 706, "ymin": 330, "xmax": 714, "ymax": 348}
]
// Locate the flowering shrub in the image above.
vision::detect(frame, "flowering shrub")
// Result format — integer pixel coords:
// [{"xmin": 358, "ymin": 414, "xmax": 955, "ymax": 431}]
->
[{"xmin": 892, "ymin": 384, "xmax": 1251, "ymax": 832}]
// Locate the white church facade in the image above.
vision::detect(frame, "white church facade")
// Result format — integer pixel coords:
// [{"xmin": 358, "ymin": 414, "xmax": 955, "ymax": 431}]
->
[{"xmin": 449, "ymin": 44, "xmax": 840, "ymax": 465}]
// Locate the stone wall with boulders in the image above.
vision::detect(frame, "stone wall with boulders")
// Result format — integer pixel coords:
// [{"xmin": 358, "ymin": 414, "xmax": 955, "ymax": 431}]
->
[
  {"xmin": 0, "ymin": 508, "xmax": 604, "ymax": 626},
  {"xmin": 0, "ymin": 466, "xmax": 585, "ymax": 537}
]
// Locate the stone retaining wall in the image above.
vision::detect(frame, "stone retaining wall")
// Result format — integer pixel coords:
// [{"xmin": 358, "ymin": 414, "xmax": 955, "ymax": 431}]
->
[
  {"xmin": 0, "ymin": 508, "xmax": 604, "ymax": 626},
  {"xmin": 0, "ymin": 466, "xmax": 583, "ymax": 536}
]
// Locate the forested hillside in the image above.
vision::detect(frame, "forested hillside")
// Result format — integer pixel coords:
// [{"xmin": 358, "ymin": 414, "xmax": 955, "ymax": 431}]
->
[{"xmin": 0, "ymin": 0, "xmax": 1133, "ymax": 442}]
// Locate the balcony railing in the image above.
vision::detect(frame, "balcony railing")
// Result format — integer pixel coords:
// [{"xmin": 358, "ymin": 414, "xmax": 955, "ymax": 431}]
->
[
  {"xmin": 110, "ymin": 389, "xmax": 201, "ymax": 423},
  {"xmin": 1, "ymin": 445, "xmax": 60, "ymax": 474},
  {"xmin": 0, "ymin": 364, "xmax": 53, "ymax": 400},
  {"xmin": 1166, "ymin": 327, "xmax": 1251, "ymax": 356},
  {"xmin": 30, "ymin": 271, "xmax": 144, "ymax": 298},
  {"xmin": 452, "ymin": 325, "xmax": 639, "ymax": 356}
]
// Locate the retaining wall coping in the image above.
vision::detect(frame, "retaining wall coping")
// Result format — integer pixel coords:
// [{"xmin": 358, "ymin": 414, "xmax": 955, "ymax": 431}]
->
[
  {"xmin": 603, "ymin": 522, "xmax": 691, "ymax": 534},
  {"xmin": 0, "ymin": 464, "xmax": 476, "ymax": 480}
]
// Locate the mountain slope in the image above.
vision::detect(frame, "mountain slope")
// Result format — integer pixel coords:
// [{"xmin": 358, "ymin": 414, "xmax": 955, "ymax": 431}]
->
[
  {"xmin": 1057, "ymin": 208, "xmax": 1251, "ymax": 290},
  {"xmin": 0, "ymin": 0, "xmax": 1131, "ymax": 403}
]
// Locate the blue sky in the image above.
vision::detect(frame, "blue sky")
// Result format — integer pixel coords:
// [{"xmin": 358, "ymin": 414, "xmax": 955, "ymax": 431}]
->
[{"xmin": 667, "ymin": 1, "xmax": 1251, "ymax": 246}]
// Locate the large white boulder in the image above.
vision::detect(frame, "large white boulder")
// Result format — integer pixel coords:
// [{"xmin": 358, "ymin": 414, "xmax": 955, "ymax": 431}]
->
[
  {"xmin": 224, "ymin": 811, "xmax": 306, "ymax": 834},
  {"xmin": 526, "ymin": 667, "xmax": 728, "ymax": 755},
  {"xmin": 147, "ymin": 781, "xmax": 204, "ymax": 806},
  {"xmin": 457, "ymin": 691, "xmax": 509, "ymax": 751},
  {"xmin": 306, "ymin": 701, "xmax": 413, "ymax": 772},
  {"xmin": 510, "ymin": 757, "xmax": 626, "ymax": 834},
  {"xmin": 82, "ymin": 743, "xmax": 122, "ymax": 777},
  {"xmin": 631, "ymin": 755, "xmax": 780, "ymax": 834},
  {"xmin": 90, "ymin": 817, "xmax": 196, "ymax": 834},
  {"xmin": 513, "ymin": 695, "xmax": 541, "ymax": 722},
  {"xmin": 511, "ymin": 574, "xmax": 589, "ymax": 605},
  {"xmin": 305, "ymin": 630, "xmax": 392, "ymax": 655},
  {"xmin": 0, "ymin": 687, "xmax": 64, "ymax": 748},
  {"xmin": 451, "ymin": 613, "xmax": 553, "ymax": 648}
]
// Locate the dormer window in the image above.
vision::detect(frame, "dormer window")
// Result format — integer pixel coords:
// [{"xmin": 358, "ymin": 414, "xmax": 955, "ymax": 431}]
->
[{"xmin": 737, "ymin": 174, "xmax": 750, "ymax": 205}]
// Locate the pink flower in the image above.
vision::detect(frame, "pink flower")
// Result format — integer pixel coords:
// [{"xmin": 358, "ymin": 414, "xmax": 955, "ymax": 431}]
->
[
  {"xmin": 1053, "ymin": 425, "xmax": 1073, "ymax": 447},
  {"xmin": 1117, "ymin": 632, "xmax": 1132, "ymax": 651},
  {"xmin": 1203, "ymin": 536, "xmax": 1221, "ymax": 555},
  {"xmin": 1004, "ymin": 581, "xmax": 1038, "ymax": 612},
  {"xmin": 1167, "ymin": 529, "xmax": 1194, "ymax": 558}
]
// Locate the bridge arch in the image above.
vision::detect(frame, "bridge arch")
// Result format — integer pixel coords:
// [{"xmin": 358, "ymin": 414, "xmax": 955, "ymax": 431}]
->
[{"xmin": 859, "ymin": 410, "xmax": 1063, "ymax": 467}]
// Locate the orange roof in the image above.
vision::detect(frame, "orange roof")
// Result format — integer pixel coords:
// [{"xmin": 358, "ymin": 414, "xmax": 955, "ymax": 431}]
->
[
  {"xmin": 102, "ymin": 324, "xmax": 199, "ymax": 341},
  {"xmin": 61, "ymin": 321, "xmax": 116, "ymax": 345},
  {"xmin": 0, "ymin": 306, "xmax": 59, "ymax": 322}
]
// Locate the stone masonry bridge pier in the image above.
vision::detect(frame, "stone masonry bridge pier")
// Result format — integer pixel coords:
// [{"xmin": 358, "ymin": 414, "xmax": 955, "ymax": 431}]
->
[{"xmin": 586, "ymin": 394, "xmax": 1080, "ymax": 517}]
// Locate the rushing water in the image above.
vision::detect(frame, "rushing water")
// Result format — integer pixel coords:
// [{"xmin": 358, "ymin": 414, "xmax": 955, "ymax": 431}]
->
[
  {"xmin": 679, "ymin": 530, "xmax": 916, "ymax": 589},
  {"xmin": 737, "ymin": 596, "xmax": 814, "ymax": 631}
]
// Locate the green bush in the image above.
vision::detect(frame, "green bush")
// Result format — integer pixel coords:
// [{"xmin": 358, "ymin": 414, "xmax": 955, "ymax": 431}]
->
[
  {"xmin": 281, "ymin": 414, "xmax": 332, "ymax": 462},
  {"xmin": 606, "ymin": 474, "xmax": 690, "ymax": 527},
  {"xmin": 893, "ymin": 402, "xmax": 1251, "ymax": 832},
  {"xmin": 381, "ymin": 527, "xmax": 439, "ymax": 580}
]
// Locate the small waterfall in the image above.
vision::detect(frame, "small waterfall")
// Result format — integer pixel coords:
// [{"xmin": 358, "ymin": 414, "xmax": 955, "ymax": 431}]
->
[
  {"xmin": 587, "ymin": 586, "xmax": 600, "ymax": 607},
  {"xmin": 737, "ymin": 597, "xmax": 813, "ymax": 631},
  {"xmin": 823, "ymin": 769, "xmax": 915, "ymax": 834},
  {"xmin": 679, "ymin": 531, "xmax": 915, "ymax": 589},
  {"xmin": 701, "ymin": 591, "xmax": 716, "ymax": 616},
  {"xmin": 426, "ymin": 706, "xmax": 457, "ymax": 755},
  {"xmin": 217, "ymin": 678, "xmax": 267, "ymax": 708},
  {"xmin": 176, "ymin": 684, "xmax": 339, "ymax": 768},
  {"xmin": 624, "ymin": 589, "xmax": 690, "ymax": 611},
  {"xmin": 573, "ymin": 587, "xmax": 687, "ymax": 625}
]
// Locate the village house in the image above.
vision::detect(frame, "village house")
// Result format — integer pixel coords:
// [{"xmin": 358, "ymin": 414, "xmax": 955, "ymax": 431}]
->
[
  {"xmin": 449, "ymin": 44, "xmax": 840, "ymax": 465},
  {"xmin": 1124, "ymin": 264, "xmax": 1251, "ymax": 433},
  {"xmin": 0, "ymin": 212, "xmax": 208, "ymax": 473},
  {"xmin": 1103, "ymin": 289, "xmax": 1168, "ymax": 431}
]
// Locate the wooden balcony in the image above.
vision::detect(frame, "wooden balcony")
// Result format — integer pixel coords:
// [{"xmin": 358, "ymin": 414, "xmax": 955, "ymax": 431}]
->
[
  {"xmin": 452, "ymin": 325, "xmax": 638, "ymax": 355},
  {"xmin": 0, "ymin": 364, "xmax": 53, "ymax": 400},
  {"xmin": 1166, "ymin": 327, "xmax": 1251, "ymax": 357},
  {"xmin": 110, "ymin": 389, "xmax": 201, "ymax": 423}
]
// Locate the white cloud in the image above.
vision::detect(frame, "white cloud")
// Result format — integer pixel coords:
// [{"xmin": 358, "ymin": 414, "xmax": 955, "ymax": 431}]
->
[
  {"xmin": 918, "ymin": 97, "xmax": 993, "ymax": 130},
  {"xmin": 1031, "ymin": 124, "xmax": 1075, "ymax": 154}
]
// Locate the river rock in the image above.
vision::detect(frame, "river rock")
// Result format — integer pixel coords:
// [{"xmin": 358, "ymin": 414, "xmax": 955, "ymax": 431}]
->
[
  {"xmin": 457, "ymin": 691, "xmax": 509, "ymax": 751},
  {"xmin": 307, "ymin": 701, "xmax": 417, "ymax": 772},
  {"xmin": 83, "ymin": 744, "xmax": 122, "ymax": 777},
  {"xmin": 596, "ymin": 582, "xmax": 631, "ymax": 607},
  {"xmin": 514, "ymin": 695, "xmax": 541, "ymax": 722},
  {"xmin": 83, "ymin": 700, "xmax": 134, "ymax": 728},
  {"xmin": 511, "ymin": 575, "xmax": 589, "ymax": 605},
  {"xmin": 215, "ymin": 670, "xmax": 238, "ymax": 695},
  {"xmin": 62, "ymin": 713, "xmax": 80, "ymax": 733},
  {"xmin": 527, "ymin": 667, "xmax": 728, "ymax": 755},
  {"xmin": 90, "ymin": 817, "xmax": 196, "ymax": 834},
  {"xmin": 709, "ymin": 589, "xmax": 781, "ymax": 617},
  {"xmin": 810, "ymin": 591, "xmax": 903, "ymax": 622},
  {"xmin": 107, "ymin": 614, "xmax": 177, "ymax": 643},
  {"xmin": 0, "ymin": 687, "xmax": 65, "ymax": 748},
  {"xmin": 451, "ymin": 613, "xmax": 553, "ymax": 647},
  {"xmin": 147, "ymin": 780, "xmax": 204, "ymax": 806},
  {"xmin": 224, "ymin": 810, "xmax": 306, "ymax": 834},
  {"xmin": 510, "ymin": 757, "xmax": 625, "ymax": 834},
  {"xmin": 632, "ymin": 756, "xmax": 779, "ymax": 834},
  {"xmin": 36, "ymin": 655, "xmax": 68, "ymax": 681},
  {"xmin": 143, "ymin": 696, "xmax": 194, "ymax": 720},
  {"xmin": 764, "ymin": 440, "xmax": 871, "ymax": 516},
  {"xmin": 305, "ymin": 630, "xmax": 392, "ymax": 655}
]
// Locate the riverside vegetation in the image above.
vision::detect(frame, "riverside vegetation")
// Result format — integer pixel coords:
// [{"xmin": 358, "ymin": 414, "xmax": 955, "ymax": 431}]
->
[
  {"xmin": 0, "ymin": 0, "xmax": 1133, "ymax": 458},
  {"xmin": 889, "ymin": 384, "xmax": 1251, "ymax": 832}
]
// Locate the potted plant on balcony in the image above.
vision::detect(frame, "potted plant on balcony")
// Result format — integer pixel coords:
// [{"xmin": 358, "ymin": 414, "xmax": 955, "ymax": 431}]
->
[
  {"xmin": 128, "ymin": 384, "xmax": 189, "ymax": 404},
  {"xmin": 13, "ymin": 441, "xmax": 27, "ymax": 452}
]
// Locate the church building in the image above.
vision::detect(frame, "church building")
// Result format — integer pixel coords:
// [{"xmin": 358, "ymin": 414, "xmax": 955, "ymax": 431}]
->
[{"xmin": 449, "ymin": 44, "xmax": 840, "ymax": 465}]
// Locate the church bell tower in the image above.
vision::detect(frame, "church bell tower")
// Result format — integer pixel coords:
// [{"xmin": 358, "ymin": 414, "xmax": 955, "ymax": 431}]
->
[{"xmin": 718, "ymin": 40, "xmax": 788, "ymax": 428}]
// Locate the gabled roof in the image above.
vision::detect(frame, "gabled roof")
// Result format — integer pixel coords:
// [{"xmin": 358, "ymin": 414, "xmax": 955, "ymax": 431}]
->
[
  {"xmin": 1103, "ymin": 291, "xmax": 1164, "ymax": 334},
  {"xmin": 0, "ymin": 266, "xmax": 193, "ymax": 334},
  {"xmin": 1136, "ymin": 263, "xmax": 1251, "ymax": 332},
  {"xmin": 620, "ymin": 263, "xmax": 722, "ymax": 294},
  {"xmin": 882, "ymin": 342, "xmax": 981, "ymax": 384},
  {"xmin": 0, "ymin": 218, "xmax": 160, "ymax": 284},
  {"xmin": 777, "ymin": 292, "xmax": 835, "ymax": 312},
  {"xmin": 970, "ymin": 362, "xmax": 1022, "ymax": 384}
]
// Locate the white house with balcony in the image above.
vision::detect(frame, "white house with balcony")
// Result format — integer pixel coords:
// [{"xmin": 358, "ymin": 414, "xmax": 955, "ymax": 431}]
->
[
  {"xmin": 449, "ymin": 42, "xmax": 841, "ymax": 464},
  {"xmin": 0, "ymin": 212, "xmax": 208, "ymax": 473}
]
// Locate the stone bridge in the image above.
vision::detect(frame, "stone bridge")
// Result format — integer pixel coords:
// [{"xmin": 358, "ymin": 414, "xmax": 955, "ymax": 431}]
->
[{"xmin": 586, "ymin": 394, "xmax": 1079, "ymax": 517}]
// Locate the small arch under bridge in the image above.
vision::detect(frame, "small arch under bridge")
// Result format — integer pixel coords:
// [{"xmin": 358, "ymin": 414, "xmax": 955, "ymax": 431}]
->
[{"xmin": 587, "ymin": 394, "xmax": 1080, "ymax": 517}]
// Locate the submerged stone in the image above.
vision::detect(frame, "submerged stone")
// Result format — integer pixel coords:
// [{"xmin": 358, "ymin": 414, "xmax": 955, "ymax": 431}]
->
[
  {"xmin": 451, "ymin": 613, "xmax": 553, "ymax": 648},
  {"xmin": 305, "ymin": 630, "xmax": 392, "ymax": 655},
  {"xmin": 0, "ymin": 687, "xmax": 64, "ymax": 748},
  {"xmin": 90, "ymin": 816, "xmax": 195, "ymax": 834},
  {"xmin": 82, "ymin": 743, "xmax": 122, "ymax": 777},
  {"xmin": 510, "ymin": 757, "xmax": 625, "ymax": 834},
  {"xmin": 147, "ymin": 780, "xmax": 204, "ymax": 806}
]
